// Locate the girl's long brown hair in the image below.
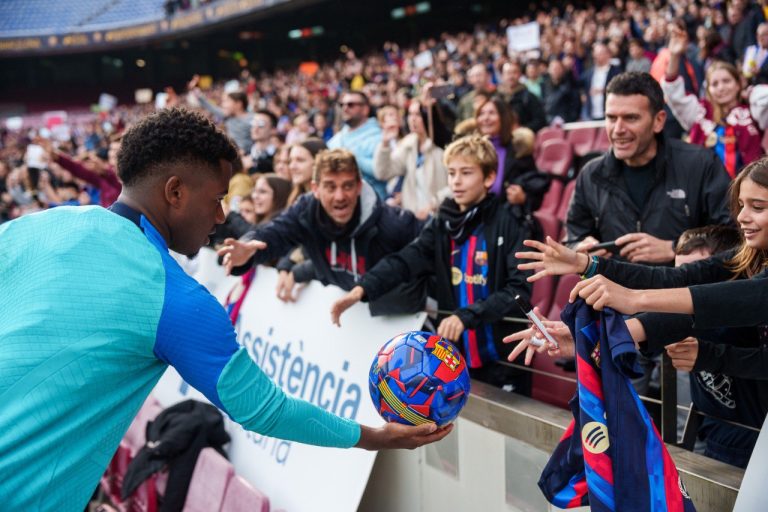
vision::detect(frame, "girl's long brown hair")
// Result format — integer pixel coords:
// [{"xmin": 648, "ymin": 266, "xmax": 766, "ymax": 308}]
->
[{"xmin": 728, "ymin": 157, "xmax": 768, "ymax": 278}]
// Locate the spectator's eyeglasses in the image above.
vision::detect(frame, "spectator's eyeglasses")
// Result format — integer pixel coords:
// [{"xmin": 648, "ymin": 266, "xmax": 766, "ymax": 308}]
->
[
  {"xmin": 339, "ymin": 101, "xmax": 364, "ymax": 108},
  {"xmin": 253, "ymin": 120, "xmax": 268, "ymax": 128}
]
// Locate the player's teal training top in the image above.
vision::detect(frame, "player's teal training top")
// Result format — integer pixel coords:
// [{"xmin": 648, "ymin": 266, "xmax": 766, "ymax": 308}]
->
[{"xmin": 0, "ymin": 204, "xmax": 360, "ymax": 510}]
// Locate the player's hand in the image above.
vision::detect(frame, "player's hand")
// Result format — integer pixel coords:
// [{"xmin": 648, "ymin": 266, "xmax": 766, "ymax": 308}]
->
[
  {"xmin": 217, "ymin": 238, "xmax": 266, "ymax": 275},
  {"xmin": 516, "ymin": 236, "xmax": 590, "ymax": 282},
  {"xmin": 569, "ymin": 275, "xmax": 642, "ymax": 314},
  {"xmin": 665, "ymin": 337, "xmax": 699, "ymax": 372},
  {"xmin": 330, "ymin": 286, "xmax": 365, "ymax": 326},
  {"xmin": 616, "ymin": 232, "xmax": 675, "ymax": 264},
  {"xmin": 356, "ymin": 422, "xmax": 454, "ymax": 451},
  {"xmin": 503, "ymin": 307, "xmax": 574, "ymax": 364},
  {"xmin": 437, "ymin": 315, "xmax": 465, "ymax": 342}
]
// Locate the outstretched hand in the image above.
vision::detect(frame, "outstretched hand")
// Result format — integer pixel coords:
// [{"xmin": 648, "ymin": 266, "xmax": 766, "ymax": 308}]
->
[
  {"xmin": 666, "ymin": 337, "xmax": 699, "ymax": 372},
  {"xmin": 568, "ymin": 275, "xmax": 642, "ymax": 314},
  {"xmin": 503, "ymin": 307, "xmax": 575, "ymax": 364},
  {"xmin": 516, "ymin": 236, "xmax": 589, "ymax": 282},
  {"xmin": 330, "ymin": 286, "xmax": 365, "ymax": 326},
  {"xmin": 217, "ymin": 238, "xmax": 267, "ymax": 275},
  {"xmin": 356, "ymin": 422, "xmax": 454, "ymax": 451}
]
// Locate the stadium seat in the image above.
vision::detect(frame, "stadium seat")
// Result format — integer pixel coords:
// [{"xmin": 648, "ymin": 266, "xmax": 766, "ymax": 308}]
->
[
  {"xmin": 220, "ymin": 476, "xmax": 271, "ymax": 512},
  {"xmin": 535, "ymin": 139, "xmax": 573, "ymax": 177},
  {"xmin": 556, "ymin": 179, "xmax": 577, "ymax": 225},
  {"xmin": 534, "ymin": 126, "xmax": 565, "ymax": 158},
  {"xmin": 124, "ymin": 396, "xmax": 164, "ymax": 451},
  {"xmin": 182, "ymin": 448, "xmax": 235, "ymax": 512},
  {"xmin": 592, "ymin": 127, "xmax": 611, "ymax": 152},
  {"xmin": 536, "ymin": 179, "xmax": 564, "ymax": 215},
  {"xmin": 566, "ymin": 127, "xmax": 597, "ymax": 157},
  {"xmin": 533, "ymin": 211, "xmax": 560, "ymax": 242},
  {"xmin": 530, "ymin": 353, "xmax": 577, "ymax": 410},
  {"xmin": 530, "ymin": 275, "xmax": 556, "ymax": 316},
  {"xmin": 548, "ymin": 273, "xmax": 581, "ymax": 320}
]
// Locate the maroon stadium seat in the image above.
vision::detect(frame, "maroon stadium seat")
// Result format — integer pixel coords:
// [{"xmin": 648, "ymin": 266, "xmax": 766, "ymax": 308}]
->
[
  {"xmin": 592, "ymin": 127, "xmax": 611, "ymax": 152},
  {"xmin": 548, "ymin": 273, "xmax": 581, "ymax": 320},
  {"xmin": 221, "ymin": 475, "xmax": 271, "ymax": 512},
  {"xmin": 533, "ymin": 211, "xmax": 560, "ymax": 242},
  {"xmin": 537, "ymin": 179, "xmax": 564, "ymax": 215},
  {"xmin": 534, "ymin": 126, "xmax": 565, "ymax": 158},
  {"xmin": 530, "ymin": 275, "xmax": 556, "ymax": 316},
  {"xmin": 535, "ymin": 139, "xmax": 573, "ymax": 177},
  {"xmin": 124, "ymin": 396, "xmax": 163, "ymax": 451},
  {"xmin": 566, "ymin": 127, "xmax": 597, "ymax": 157},
  {"xmin": 530, "ymin": 353, "xmax": 577, "ymax": 410},
  {"xmin": 182, "ymin": 448, "xmax": 234, "ymax": 512}
]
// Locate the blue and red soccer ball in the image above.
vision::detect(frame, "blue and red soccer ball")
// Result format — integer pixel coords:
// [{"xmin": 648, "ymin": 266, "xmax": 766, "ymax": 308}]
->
[{"xmin": 369, "ymin": 331, "xmax": 471, "ymax": 426}]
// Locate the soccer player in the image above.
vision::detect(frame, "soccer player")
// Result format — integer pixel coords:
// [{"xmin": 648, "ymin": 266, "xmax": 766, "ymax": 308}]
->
[{"xmin": 0, "ymin": 108, "xmax": 451, "ymax": 510}]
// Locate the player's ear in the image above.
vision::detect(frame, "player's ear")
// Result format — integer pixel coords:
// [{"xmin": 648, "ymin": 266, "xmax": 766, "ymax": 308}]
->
[{"xmin": 164, "ymin": 175, "xmax": 184, "ymax": 207}]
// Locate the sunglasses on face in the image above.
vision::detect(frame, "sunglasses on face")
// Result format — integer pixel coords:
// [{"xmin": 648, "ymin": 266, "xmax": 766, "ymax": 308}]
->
[{"xmin": 339, "ymin": 102, "xmax": 364, "ymax": 108}]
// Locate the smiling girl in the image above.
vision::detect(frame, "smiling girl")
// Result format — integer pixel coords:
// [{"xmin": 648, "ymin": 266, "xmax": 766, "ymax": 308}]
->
[{"xmin": 663, "ymin": 26, "xmax": 768, "ymax": 178}]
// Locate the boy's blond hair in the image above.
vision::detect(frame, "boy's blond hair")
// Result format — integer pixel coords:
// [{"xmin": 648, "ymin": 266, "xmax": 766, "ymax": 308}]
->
[
  {"xmin": 443, "ymin": 134, "xmax": 498, "ymax": 178},
  {"xmin": 312, "ymin": 148, "xmax": 361, "ymax": 183}
]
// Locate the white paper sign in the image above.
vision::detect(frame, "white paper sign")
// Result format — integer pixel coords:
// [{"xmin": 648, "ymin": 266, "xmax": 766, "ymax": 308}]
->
[
  {"xmin": 98, "ymin": 93, "xmax": 118, "ymax": 112},
  {"xmin": 414, "ymin": 50, "xmax": 434, "ymax": 70},
  {"xmin": 153, "ymin": 253, "xmax": 426, "ymax": 511},
  {"xmin": 507, "ymin": 22, "xmax": 541, "ymax": 53}
]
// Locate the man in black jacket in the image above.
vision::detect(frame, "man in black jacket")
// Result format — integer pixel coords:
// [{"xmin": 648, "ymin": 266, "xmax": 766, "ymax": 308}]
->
[
  {"xmin": 497, "ymin": 61, "xmax": 547, "ymax": 133},
  {"xmin": 331, "ymin": 135, "xmax": 531, "ymax": 388},
  {"xmin": 566, "ymin": 72, "xmax": 732, "ymax": 265},
  {"xmin": 219, "ymin": 148, "xmax": 425, "ymax": 314},
  {"xmin": 542, "ymin": 58, "xmax": 581, "ymax": 124}
]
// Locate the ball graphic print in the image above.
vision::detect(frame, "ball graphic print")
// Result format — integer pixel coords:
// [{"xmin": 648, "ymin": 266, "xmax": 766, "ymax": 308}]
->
[{"xmin": 369, "ymin": 331, "xmax": 471, "ymax": 426}]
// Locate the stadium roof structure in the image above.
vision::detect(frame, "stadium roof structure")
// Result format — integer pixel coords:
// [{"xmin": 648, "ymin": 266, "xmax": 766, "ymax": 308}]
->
[{"xmin": 0, "ymin": 0, "xmax": 318, "ymax": 56}]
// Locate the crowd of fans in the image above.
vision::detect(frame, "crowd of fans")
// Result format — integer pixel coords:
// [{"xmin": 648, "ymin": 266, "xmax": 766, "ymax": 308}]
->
[{"xmin": 4, "ymin": 0, "xmax": 768, "ymax": 469}]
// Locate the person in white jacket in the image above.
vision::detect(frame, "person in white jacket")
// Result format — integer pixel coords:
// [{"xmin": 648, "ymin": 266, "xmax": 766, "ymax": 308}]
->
[{"xmin": 374, "ymin": 98, "xmax": 451, "ymax": 220}]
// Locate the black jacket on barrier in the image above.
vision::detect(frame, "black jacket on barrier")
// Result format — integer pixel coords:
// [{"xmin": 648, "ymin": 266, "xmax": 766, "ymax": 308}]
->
[
  {"xmin": 358, "ymin": 196, "xmax": 531, "ymax": 360},
  {"xmin": 233, "ymin": 183, "xmax": 426, "ymax": 315},
  {"xmin": 566, "ymin": 135, "xmax": 732, "ymax": 259}
]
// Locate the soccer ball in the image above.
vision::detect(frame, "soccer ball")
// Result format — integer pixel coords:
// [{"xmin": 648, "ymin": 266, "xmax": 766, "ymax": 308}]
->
[{"xmin": 369, "ymin": 331, "xmax": 471, "ymax": 426}]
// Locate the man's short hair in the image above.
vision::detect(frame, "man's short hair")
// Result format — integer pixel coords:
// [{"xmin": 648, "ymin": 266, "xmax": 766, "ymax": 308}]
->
[
  {"xmin": 254, "ymin": 109, "xmax": 278, "ymax": 127},
  {"xmin": 343, "ymin": 91, "xmax": 369, "ymax": 106},
  {"xmin": 443, "ymin": 134, "xmax": 498, "ymax": 178},
  {"xmin": 228, "ymin": 91, "xmax": 248, "ymax": 111},
  {"xmin": 676, "ymin": 225, "xmax": 741, "ymax": 256},
  {"xmin": 117, "ymin": 108, "xmax": 238, "ymax": 187},
  {"xmin": 312, "ymin": 148, "xmax": 361, "ymax": 183},
  {"xmin": 605, "ymin": 72, "xmax": 665, "ymax": 114}
]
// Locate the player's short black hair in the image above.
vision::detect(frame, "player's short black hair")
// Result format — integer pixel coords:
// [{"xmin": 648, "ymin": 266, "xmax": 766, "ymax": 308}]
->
[
  {"xmin": 605, "ymin": 72, "xmax": 665, "ymax": 115},
  {"xmin": 117, "ymin": 108, "xmax": 238, "ymax": 187}
]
